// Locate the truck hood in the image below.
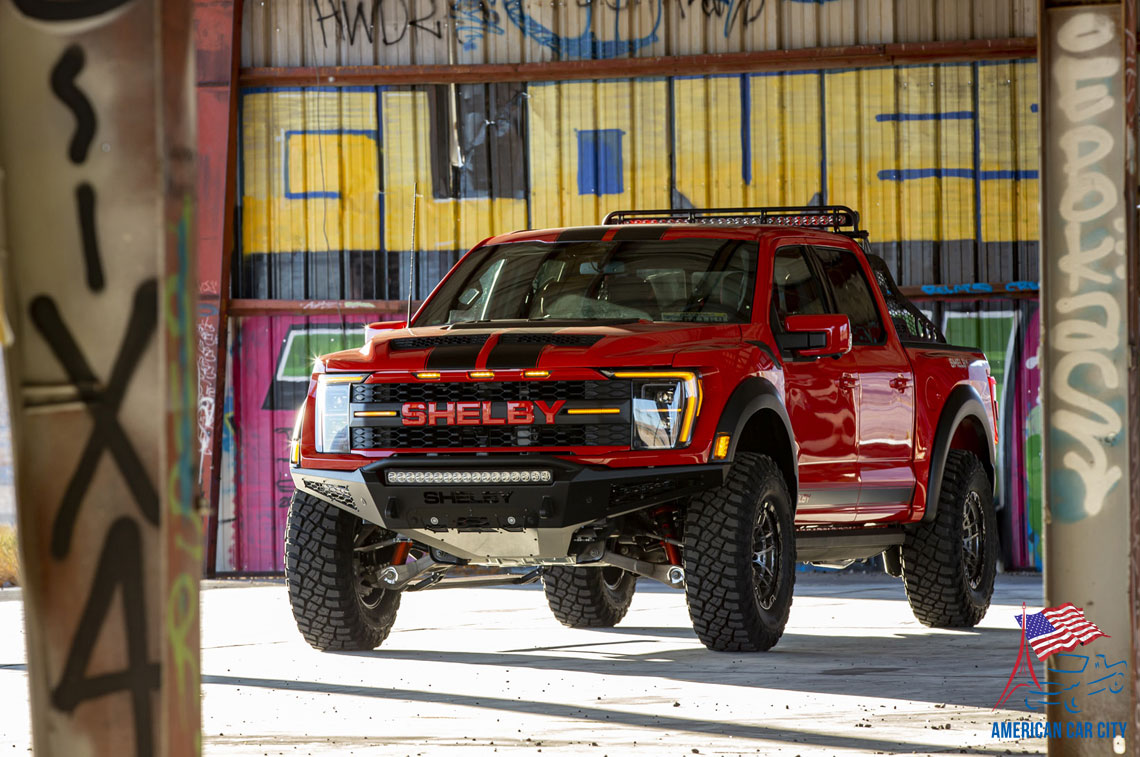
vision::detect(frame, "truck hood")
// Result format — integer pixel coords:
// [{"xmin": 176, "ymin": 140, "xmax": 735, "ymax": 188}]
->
[{"xmin": 320, "ymin": 322, "xmax": 744, "ymax": 373}]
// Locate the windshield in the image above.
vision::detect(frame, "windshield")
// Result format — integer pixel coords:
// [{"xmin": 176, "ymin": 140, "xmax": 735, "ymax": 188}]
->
[{"xmin": 414, "ymin": 239, "xmax": 758, "ymax": 327}]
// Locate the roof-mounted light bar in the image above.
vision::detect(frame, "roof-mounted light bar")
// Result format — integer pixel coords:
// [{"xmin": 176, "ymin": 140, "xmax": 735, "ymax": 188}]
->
[{"xmin": 602, "ymin": 205, "xmax": 861, "ymax": 233}]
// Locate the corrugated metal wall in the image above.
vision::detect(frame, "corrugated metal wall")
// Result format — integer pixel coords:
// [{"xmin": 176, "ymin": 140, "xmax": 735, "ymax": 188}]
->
[
  {"xmin": 236, "ymin": 62, "xmax": 1039, "ymax": 298},
  {"xmin": 240, "ymin": 0, "xmax": 1036, "ymax": 67},
  {"xmin": 221, "ymin": 61, "xmax": 1045, "ymax": 573}
]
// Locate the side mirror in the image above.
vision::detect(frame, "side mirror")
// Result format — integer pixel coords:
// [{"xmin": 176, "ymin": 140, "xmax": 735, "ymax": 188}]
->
[
  {"xmin": 364, "ymin": 320, "xmax": 406, "ymax": 342},
  {"xmin": 778, "ymin": 314, "xmax": 851, "ymax": 358}
]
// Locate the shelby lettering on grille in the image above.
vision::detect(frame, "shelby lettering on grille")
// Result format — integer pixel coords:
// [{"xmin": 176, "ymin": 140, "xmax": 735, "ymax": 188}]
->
[
  {"xmin": 401, "ymin": 400, "xmax": 562, "ymax": 426},
  {"xmin": 349, "ymin": 380, "xmax": 631, "ymax": 450}
]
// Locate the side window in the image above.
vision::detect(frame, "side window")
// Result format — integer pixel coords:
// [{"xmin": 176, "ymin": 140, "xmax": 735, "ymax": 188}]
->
[
  {"xmin": 812, "ymin": 246, "xmax": 886, "ymax": 345},
  {"xmin": 771, "ymin": 246, "xmax": 829, "ymax": 328}
]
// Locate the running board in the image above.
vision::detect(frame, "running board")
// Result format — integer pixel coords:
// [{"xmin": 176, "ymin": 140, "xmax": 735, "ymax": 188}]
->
[{"xmin": 794, "ymin": 527, "xmax": 905, "ymax": 563}]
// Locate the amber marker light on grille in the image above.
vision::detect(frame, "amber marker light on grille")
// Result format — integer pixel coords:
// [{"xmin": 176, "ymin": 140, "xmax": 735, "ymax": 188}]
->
[
  {"xmin": 612, "ymin": 370, "xmax": 701, "ymax": 444},
  {"xmin": 354, "ymin": 410, "xmax": 397, "ymax": 417},
  {"xmin": 415, "ymin": 371, "xmax": 441, "ymax": 380},
  {"xmin": 523, "ymin": 369, "xmax": 550, "ymax": 378},
  {"xmin": 322, "ymin": 374, "xmax": 366, "ymax": 384},
  {"xmin": 712, "ymin": 433, "xmax": 732, "ymax": 460},
  {"xmin": 565, "ymin": 408, "xmax": 621, "ymax": 415},
  {"xmin": 468, "ymin": 370, "xmax": 495, "ymax": 379}
]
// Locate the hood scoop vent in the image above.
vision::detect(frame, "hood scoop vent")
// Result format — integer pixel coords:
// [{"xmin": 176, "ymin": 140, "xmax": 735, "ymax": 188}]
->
[
  {"xmin": 497, "ymin": 333, "xmax": 604, "ymax": 347},
  {"xmin": 389, "ymin": 334, "xmax": 489, "ymax": 351}
]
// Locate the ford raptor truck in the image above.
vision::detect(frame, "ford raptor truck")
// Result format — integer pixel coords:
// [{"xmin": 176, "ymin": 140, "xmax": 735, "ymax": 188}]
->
[{"xmin": 285, "ymin": 205, "xmax": 1001, "ymax": 653}]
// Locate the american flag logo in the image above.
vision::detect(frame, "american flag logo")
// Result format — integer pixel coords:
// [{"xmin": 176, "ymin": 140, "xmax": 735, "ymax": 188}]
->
[{"xmin": 1016, "ymin": 604, "xmax": 1109, "ymax": 661}]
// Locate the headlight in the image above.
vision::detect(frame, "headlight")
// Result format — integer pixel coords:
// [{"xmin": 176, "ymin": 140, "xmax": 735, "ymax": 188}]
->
[
  {"xmin": 314, "ymin": 374, "xmax": 365, "ymax": 453},
  {"xmin": 613, "ymin": 371, "xmax": 701, "ymax": 449}
]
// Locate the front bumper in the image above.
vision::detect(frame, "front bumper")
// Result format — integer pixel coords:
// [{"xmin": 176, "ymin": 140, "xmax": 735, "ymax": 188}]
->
[{"xmin": 291, "ymin": 456, "xmax": 726, "ymax": 563}]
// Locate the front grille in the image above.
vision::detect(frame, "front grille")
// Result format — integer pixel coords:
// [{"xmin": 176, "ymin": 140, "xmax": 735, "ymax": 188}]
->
[
  {"xmin": 352, "ymin": 379, "xmax": 629, "ymax": 405},
  {"xmin": 351, "ymin": 424, "xmax": 629, "ymax": 449}
]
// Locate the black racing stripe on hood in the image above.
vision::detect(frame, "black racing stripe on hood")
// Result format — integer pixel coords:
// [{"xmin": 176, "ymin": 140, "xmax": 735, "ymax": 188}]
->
[
  {"xmin": 611, "ymin": 224, "xmax": 669, "ymax": 241},
  {"xmin": 557, "ymin": 227, "xmax": 607, "ymax": 242},
  {"xmin": 424, "ymin": 335, "xmax": 490, "ymax": 369},
  {"xmin": 485, "ymin": 337, "xmax": 547, "ymax": 369}
]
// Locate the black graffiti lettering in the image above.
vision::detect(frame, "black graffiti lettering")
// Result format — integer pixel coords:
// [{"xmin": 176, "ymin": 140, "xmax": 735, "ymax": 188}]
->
[
  {"xmin": 51, "ymin": 517, "xmax": 158, "ymax": 757},
  {"xmin": 312, "ymin": 0, "xmax": 341, "ymax": 47},
  {"xmin": 342, "ymin": 0, "xmax": 374, "ymax": 44},
  {"xmin": 31, "ymin": 279, "xmax": 160, "ymax": 559},
  {"xmin": 50, "ymin": 45, "xmax": 97, "ymax": 165},
  {"xmin": 375, "ymin": 0, "xmax": 410, "ymax": 45},
  {"xmin": 75, "ymin": 183, "xmax": 105, "ymax": 292},
  {"xmin": 408, "ymin": 0, "xmax": 443, "ymax": 38},
  {"xmin": 12, "ymin": 0, "xmax": 132, "ymax": 21}
]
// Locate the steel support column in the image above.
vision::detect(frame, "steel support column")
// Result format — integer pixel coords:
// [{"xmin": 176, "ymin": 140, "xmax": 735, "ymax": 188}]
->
[
  {"xmin": 0, "ymin": 0, "xmax": 201, "ymax": 753},
  {"xmin": 1038, "ymin": 0, "xmax": 1138, "ymax": 753},
  {"xmin": 194, "ymin": 0, "xmax": 240, "ymax": 577}
]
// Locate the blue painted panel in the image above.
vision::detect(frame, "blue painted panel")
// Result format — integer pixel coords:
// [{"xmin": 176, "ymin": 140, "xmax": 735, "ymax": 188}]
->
[{"xmin": 576, "ymin": 128, "xmax": 625, "ymax": 196}]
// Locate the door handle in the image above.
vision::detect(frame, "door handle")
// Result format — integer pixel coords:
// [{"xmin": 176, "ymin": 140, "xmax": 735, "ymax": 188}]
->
[
  {"xmin": 890, "ymin": 375, "xmax": 910, "ymax": 391},
  {"xmin": 839, "ymin": 373, "xmax": 858, "ymax": 390}
]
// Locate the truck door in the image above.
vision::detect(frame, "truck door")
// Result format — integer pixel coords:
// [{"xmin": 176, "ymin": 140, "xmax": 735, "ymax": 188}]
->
[
  {"xmin": 811, "ymin": 246, "xmax": 916, "ymax": 522},
  {"xmin": 769, "ymin": 245, "xmax": 859, "ymax": 523}
]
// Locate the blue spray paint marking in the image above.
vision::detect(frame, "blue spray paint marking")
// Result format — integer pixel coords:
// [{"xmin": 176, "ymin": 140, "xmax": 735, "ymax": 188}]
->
[
  {"xmin": 452, "ymin": 0, "xmax": 506, "ymax": 51},
  {"xmin": 577, "ymin": 128, "xmax": 625, "ymax": 195},
  {"xmin": 501, "ymin": 0, "xmax": 661, "ymax": 59},
  {"xmin": 876, "ymin": 110, "xmax": 975, "ymax": 121},
  {"xmin": 919, "ymin": 280, "xmax": 1039, "ymax": 296},
  {"xmin": 878, "ymin": 168, "xmax": 1039, "ymax": 181},
  {"xmin": 740, "ymin": 75, "xmax": 752, "ymax": 186},
  {"xmin": 282, "ymin": 128, "xmax": 379, "ymax": 200}
]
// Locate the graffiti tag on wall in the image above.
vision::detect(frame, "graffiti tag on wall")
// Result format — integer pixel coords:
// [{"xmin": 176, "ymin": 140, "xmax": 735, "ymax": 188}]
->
[{"xmin": 1043, "ymin": 10, "xmax": 1129, "ymax": 522}]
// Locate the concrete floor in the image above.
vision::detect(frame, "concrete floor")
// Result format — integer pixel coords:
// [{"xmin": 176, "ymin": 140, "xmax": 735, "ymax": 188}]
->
[{"xmin": 0, "ymin": 573, "xmax": 1046, "ymax": 756}]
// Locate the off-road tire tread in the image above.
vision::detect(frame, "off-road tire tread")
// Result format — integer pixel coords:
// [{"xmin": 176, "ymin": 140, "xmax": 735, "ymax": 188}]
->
[
  {"xmin": 543, "ymin": 567, "xmax": 635, "ymax": 627},
  {"xmin": 285, "ymin": 491, "xmax": 400, "ymax": 650},
  {"xmin": 901, "ymin": 450, "xmax": 995, "ymax": 628},
  {"xmin": 684, "ymin": 453, "xmax": 795, "ymax": 652}
]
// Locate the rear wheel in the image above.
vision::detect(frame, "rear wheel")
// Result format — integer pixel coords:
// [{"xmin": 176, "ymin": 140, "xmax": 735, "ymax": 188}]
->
[
  {"xmin": 901, "ymin": 450, "xmax": 997, "ymax": 627},
  {"xmin": 543, "ymin": 565, "xmax": 636, "ymax": 628},
  {"xmin": 683, "ymin": 453, "xmax": 796, "ymax": 652},
  {"xmin": 285, "ymin": 491, "xmax": 402, "ymax": 650}
]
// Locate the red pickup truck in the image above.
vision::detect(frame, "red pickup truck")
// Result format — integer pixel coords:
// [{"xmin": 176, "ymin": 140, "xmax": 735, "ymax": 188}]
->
[{"xmin": 286, "ymin": 206, "xmax": 1000, "ymax": 653}]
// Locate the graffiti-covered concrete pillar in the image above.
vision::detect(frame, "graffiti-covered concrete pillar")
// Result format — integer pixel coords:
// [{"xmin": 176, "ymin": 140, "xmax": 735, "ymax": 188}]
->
[
  {"xmin": 0, "ymin": 0, "xmax": 200, "ymax": 755},
  {"xmin": 1038, "ymin": 0, "xmax": 1138, "ymax": 753}
]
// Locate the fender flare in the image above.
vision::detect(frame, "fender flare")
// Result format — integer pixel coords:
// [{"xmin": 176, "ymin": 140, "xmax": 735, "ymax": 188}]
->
[
  {"xmin": 923, "ymin": 384, "xmax": 996, "ymax": 523},
  {"xmin": 714, "ymin": 376, "xmax": 798, "ymax": 499}
]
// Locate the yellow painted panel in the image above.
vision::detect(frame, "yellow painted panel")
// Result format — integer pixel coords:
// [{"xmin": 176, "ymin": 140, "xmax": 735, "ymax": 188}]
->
[
  {"xmin": 781, "ymin": 74, "xmax": 822, "ymax": 206},
  {"xmin": 856, "ymin": 68, "xmax": 901, "ymax": 244},
  {"xmin": 978, "ymin": 62, "xmax": 1017, "ymax": 243},
  {"xmin": 382, "ymin": 90, "xmax": 526, "ymax": 252},
  {"xmin": 895, "ymin": 66, "xmax": 939, "ymax": 244},
  {"xmin": 240, "ymin": 89, "xmax": 380, "ymax": 255},
  {"xmin": 936, "ymin": 64, "xmax": 974, "ymax": 242},
  {"xmin": 746, "ymin": 73, "xmax": 822, "ymax": 208},
  {"xmin": 674, "ymin": 77, "xmax": 745, "ymax": 208},
  {"xmin": 1014, "ymin": 61, "xmax": 1040, "ymax": 244},
  {"xmin": 528, "ymin": 80, "xmax": 669, "ymax": 229}
]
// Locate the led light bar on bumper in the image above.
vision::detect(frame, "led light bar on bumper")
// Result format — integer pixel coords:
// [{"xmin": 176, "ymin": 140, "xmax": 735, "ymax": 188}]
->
[
  {"xmin": 612, "ymin": 371, "xmax": 701, "ymax": 450},
  {"xmin": 315, "ymin": 374, "xmax": 366, "ymax": 453},
  {"xmin": 386, "ymin": 469, "xmax": 554, "ymax": 485}
]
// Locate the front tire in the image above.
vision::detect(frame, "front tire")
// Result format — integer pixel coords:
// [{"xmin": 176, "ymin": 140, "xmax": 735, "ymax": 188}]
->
[
  {"xmin": 901, "ymin": 450, "xmax": 997, "ymax": 627},
  {"xmin": 285, "ymin": 491, "xmax": 402, "ymax": 650},
  {"xmin": 684, "ymin": 453, "xmax": 796, "ymax": 652},
  {"xmin": 543, "ymin": 566, "xmax": 636, "ymax": 628}
]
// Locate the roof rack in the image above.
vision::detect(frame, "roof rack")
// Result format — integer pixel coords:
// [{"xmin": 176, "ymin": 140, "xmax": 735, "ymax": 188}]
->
[{"xmin": 603, "ymin": 205, "xmax": 861, "ymax": 233}]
